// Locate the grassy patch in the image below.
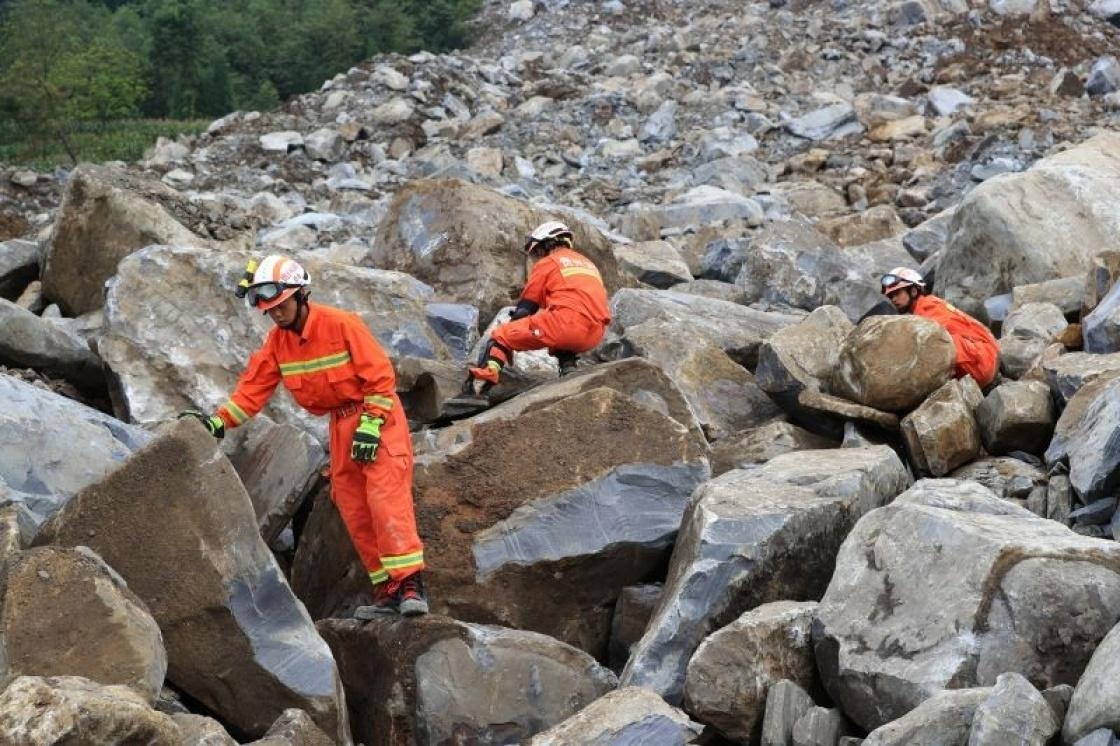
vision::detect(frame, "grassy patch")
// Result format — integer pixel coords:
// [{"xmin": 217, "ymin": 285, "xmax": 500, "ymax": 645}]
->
[{"xmin": 0, "ymin": 119, "xmax": 209, "ymax": 170}]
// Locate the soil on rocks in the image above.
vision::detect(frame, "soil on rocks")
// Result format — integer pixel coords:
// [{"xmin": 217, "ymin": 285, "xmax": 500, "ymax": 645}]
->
[{"xmin": 0, "ymin": 211, "xmax": 30, "ymax": 241}]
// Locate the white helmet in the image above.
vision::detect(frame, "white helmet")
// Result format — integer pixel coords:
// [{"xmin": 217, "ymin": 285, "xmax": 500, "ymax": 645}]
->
[
  {"xmin": 245, "ymin": 255, "xmax": 310, "ymax": 311},
  {"xmin": 881, "ymin": 267, "xmax": 925, "ymax": 295},
  {"xmin": 523, "ymin": 221, "xmax": 573, "ymax": 255}
]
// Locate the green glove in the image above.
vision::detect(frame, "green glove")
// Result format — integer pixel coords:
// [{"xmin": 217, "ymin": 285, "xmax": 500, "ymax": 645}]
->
[
  {"xmin": 351, "ymin": 414, "xmax": 383, "ymax": 462},
  {"xmin": 178, "ymin": 410, "xmax": 225, "ymax": 439}
]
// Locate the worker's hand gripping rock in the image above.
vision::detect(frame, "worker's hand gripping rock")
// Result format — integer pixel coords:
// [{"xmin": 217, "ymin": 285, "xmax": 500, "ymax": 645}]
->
[
  {"xmin": 351, "ymin": 414, "xmax": 383, "ymax": 462},
  {"xmin": 178, "ymin": 410, "xmax": 225, "ymax": 439}
]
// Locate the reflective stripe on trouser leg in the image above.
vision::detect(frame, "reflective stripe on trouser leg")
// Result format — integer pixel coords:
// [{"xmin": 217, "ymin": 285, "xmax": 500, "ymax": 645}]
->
[
  {"xmin": 363, "ymin": 448, "xmax": 424, "ymax": 581},
  {"xmin": 328, "ymin": 410, "xmax": 386, "ymax": 584}
]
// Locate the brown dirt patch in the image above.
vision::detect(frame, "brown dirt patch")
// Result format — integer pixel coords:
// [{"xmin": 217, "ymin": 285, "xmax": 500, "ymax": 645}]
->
[
  {"xmin": 0, "ymin": 210, "xmax": 30, "ymax": 240},
  {"xmin": 939, "ymin": 16, "xmax": 1116, "ymax": 74}
]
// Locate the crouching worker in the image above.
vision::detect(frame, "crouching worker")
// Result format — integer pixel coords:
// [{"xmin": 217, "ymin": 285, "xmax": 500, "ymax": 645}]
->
[
  {"xmin": 880, "ymin": 266, "xmax": 1001, "ymax": 388},
  {"xmin": 467, "ymin": 221, "xmax": 612, "ymax": 392},
  {"xmin": 180, "ymin": 254, "xmax": 428, "ymax": 618}
]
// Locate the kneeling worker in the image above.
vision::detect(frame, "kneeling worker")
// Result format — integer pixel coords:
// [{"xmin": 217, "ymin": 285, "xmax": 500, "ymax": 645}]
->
[
  {"xmin": 181, "ymin": 254, "xmax": 428, "ymax": 618},
  {"xmin": 467, "ymin": 221, "xmax": 612, "ymax": 392},
  {"xmin": 881, "ymin": 266, "xmax": 1001, "ymax": 388}
]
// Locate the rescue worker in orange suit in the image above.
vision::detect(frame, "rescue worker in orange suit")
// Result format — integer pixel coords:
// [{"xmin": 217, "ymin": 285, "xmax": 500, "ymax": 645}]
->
[
  {"xmin": 180, "ymin": 254, "xmax": 427, "ymax": 618},
  {"xmin": 468, "ymin": 221, "xmax": 612, "ymax": 390},
  {"xmin": 881, "ymin": 267, "xmax": 1001, "ymax": 388}
]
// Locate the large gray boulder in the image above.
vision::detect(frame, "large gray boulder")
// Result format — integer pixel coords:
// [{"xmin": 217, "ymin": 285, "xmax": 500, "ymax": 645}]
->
[
  {"xmin": 0, "ymin": 373, "xmax": 150, "ymax": 524},
  {"xmin": 0, "ymin": 299, "xmax": 102, "ymax": 390},
  {"xmin": 1045, "ymin": 373, "xmax": 1120, "ymax": 503},
  {"xmin": 976, "ymin": 380, "xmax": 1056, "ymax": 456},
  {"xmin": 527, "ymin": 687, "xmax": 702, "ymax": 746},
  {"xmin": 900, "ymin": 377, "xmax": 984, "ymax": 477},
  {"xmin": 968, "ymin": 672, "xmax": 1058, "ymax": 746},
  {"xmin": 684, "ymin": 601, "xmax": 818, "ymax": 743},
  {"xmin": 938, "ymin": 133, "xmax": 1120, "ymax": 319},
  {"xmin": 1065, "ymin": 620, "xmax": 1120, "ymax": 743},
  {"xmin": 1000, "ymin": 302, "xmax": 1068, "ymax": 379},
  {"xmin": 832, "ymin": 315, "xmax": 956, "ymax": 413},
  {"xmin": 0, "ymin": 547, "xmax": 166, "ymax": 702},
  {"xmin": 612, "ymin": 240, "xmax": 692, "ymax": 289},
  {"xmin": 98, "ymin": 244, "xmax": 460, "ymax": 438},
  {"xmin": 1084, "ymin": 277, "xmax": 1120, "ymax": 353},
  {"xmin": 0, "ymin": 675, "xmax": 181, "ymax": 745},
  {"xmin": 814, "ymin": 479, "xmax": 1120, "ymax": 731},
  {"xmin": 622, "ymin": 446, "xmax": 910, "ymax": 704},
  {"xmin": 34, "ymin": 419, "xmax": 351, "ymax": 743},
  {"xmin": 319, "ymin": 616, "xmax": 617, "ymax": 746},
  {"xmin": 862, "ymin": 688, "xmax": 991, "ymax": 746},
  {"xmin": 608, "ymin": 288, "xmax": 801, "ymax": 368},
  {"xmin": 41, "ymin": 164, "xmax": 250, "ymax": 316},
  {"xmin": 1042, "ymin": 352, "xmax": 1120, "ymax": 404},
  {"xmin": 371, "ymin": 178, "xmax": 631, "ymax": 323},
  {"xmin": 710, "ymin": 421, "xmax": 837, "ymax": 477},
  {"xmin": 0, "ymin": 239, "xmax": 39, "ymax": 301}
]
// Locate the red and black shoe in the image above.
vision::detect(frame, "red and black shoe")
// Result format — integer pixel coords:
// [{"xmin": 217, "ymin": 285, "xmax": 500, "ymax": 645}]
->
[
  {"xmin": 396, "ymin": 572, "xmax": 429, "ymax": 617},
  {"xmin": 353, "ymin": 581, "xmax": 399, "ymax": 620}
]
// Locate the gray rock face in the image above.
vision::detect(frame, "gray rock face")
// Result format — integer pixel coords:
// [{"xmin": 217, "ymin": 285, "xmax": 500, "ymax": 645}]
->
[
  {"xmin": 786, "ymin": 103, "xmax": 863, "ymax": 141},
  {"xmin": 99, "ymin": 244, "xmax": 455, "ymax": 437},
  {"xmin": 622, "ymin": 446, "xmax": 910, "ymax": 704},
  {"xmin": 938, "ymin": 133, "xmax": 1120, "ymax": 319},
  {"xmin": 1065, "ymin": 621, "xmax": 1120, "ymax": 743},
  {"xmin": 304, "ymin": 128, "xmax": 345, "ymax": 162},
  {"xmin": 862, "ymin": 688, "xmax": 991, "ymax": 746},
  {"xmin": 762, "ymin": 680, "xmax": 816, "ymax": 746},
  {"xmin": 1000, "ymin": 302, "xmax": 1068, "ymax": 379},
  {"xmin": 0, "ymin": 547, "xmax": 166, "ymax": 701},
  {"xmin": 411, "ymin": 359, "xmax": 710, "ymax": 657},
  {"xmin": 832, "ymin": 315, "xmax": 956, "ymax": 413},
  {"xmin": 684, "ymin": 601, "xmax": 818, "ymax": 743},
  {"xmin": 0, "ymin": 675, "xmax": 181, "ymax": 745},
  {"xmin": 1043, "ymin": 352, "xmax": 1120, "ymax": 404},
  {"xmin": 320, "ymin": 616, "xmax": 617, "ymax": 746},
  {"xmin": 0, "ymin": 298, "xmax": 103, "ymax": 391},
  {"xmin": 949, "ymin": 457, "xmax": 1047, "ymax": 505},
  {"xmin": 0, "ymin": 373, "xmax": 150, "ymax": 524},
  {"xmin": 527, "ymin": 686, "xmax": 702, "ymax": 746},
  {"xmin": 792, "ymin": 706, "xmax": 852, "ymax": 746},
  {"xmin": 1045, "ymin": 374, "xmax": 1120, "ymax": 502},
  {"xmin": 0, "ymin": 239, "xmax": 38, "ymax": 301},
  {"xmin": 976, "ymin": 380, "xmax": 1056, "ymax": 456},
  {"xmin": 901, "ymin": 378, "xmax": 984, "ymax": 477},
  {"xmin": 814, "ymin": 479, "xmax": 1120, "ymax": 731},
  {"xmin": 171, "ymin": 713, "xmax": 238, "ymax": 745},
  {"xmin": 1011, "ymin": 276, "xmax": 1084, "ymax": 318},
  {"xmin": 609, "ymin": 584, "xmax": 662, "ymax": 673},
  {"xmin": 613, "ymin": 240, "xmax": 692, "ymax": 289},
  {"xmin": 41, "ymin": 164, "xmax": 250, "ymax": 316},
  {"xmin": 968, "ymin": 672, "xmax": 1058, "ymax": 746},
  {"xmin": 711, "ymin": 421, "xmax": 837, "ymax": 477},
  {"xmin": 1085, "ymin": 276, "xmax": 1120, "ymax": 353},
  {"xmin": 34, "ymin": 419, "xmax": 351, "ymax": 743},
  {"xmin": 371, "ymin": 178, "xmax": 630, "ymax": 323},
  {"xmin": 609, "ymin": 288, "xmax": 801, "ymax": 368},
  {"xmin": 247, "ymin": 709, "xmax": 335, "ymax": 746},
  {"xmin": 635, "ymin": 186, "xmax": 764, "ymax": 234},
  {"xmin": 1087, "ymin": 56, "xmax": 1120, "ymax": 97},
  {"xmin": 1073, "ymin": 730, "xmax": 1120, "ymax": 746}
]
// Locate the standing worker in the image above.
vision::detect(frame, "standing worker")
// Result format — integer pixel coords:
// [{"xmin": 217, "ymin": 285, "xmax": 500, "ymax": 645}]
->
[
  {"xmin": 880, "ymin": 267, "xmax": 1001, "ymax": 388},
  {"xmin": 181, "ymin": 254, "xmax": 428, "ymax": 618},
  {"xmin": 466, "ymin": 221, "xmax": 612, "ymax": 393}
]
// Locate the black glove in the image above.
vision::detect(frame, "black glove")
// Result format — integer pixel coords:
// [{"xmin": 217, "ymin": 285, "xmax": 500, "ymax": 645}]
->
[{"xmin": 178, "ymin": 410, "xmax": 225, "ymax": 439}]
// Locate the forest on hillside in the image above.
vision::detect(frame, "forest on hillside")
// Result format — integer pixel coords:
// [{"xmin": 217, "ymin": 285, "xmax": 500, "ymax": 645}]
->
[{"xmin": 0, "ymin": 0, "xmax": 481, "ymax": 164}]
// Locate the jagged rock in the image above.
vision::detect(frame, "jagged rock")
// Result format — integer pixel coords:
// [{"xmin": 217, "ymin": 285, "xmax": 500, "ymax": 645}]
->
[
  {"xmin": 710, "ymin": 421, "xmax": 837, "ymax": 477},
  {"xmin": 1064, "ymin": 619, "xmax": 1120, "ymax": 743},
  {"xmin": 319, "ymin": 616, "xmax": 616, "ymax": 746},
  {"xmin": 901, "ymin": 378, "xmax": 984, "ymax": 477},
  {"xmin": 259, "ymin": 131, "xmax": 304, "ymax": 152},
  {"xmin": 1071, "ymin": 498, "xmax": 1118, "ymax": 526},
  {"xmin": 1043, "ymin": 352, "xmax": 1120, "ymax": 404},
  {"xmin": 0, "ymin": 298, "xmax": 103, "ymax": 390},
  {"xmin": 756, "ymin": 306, "xmax": 854, "ymax": 436},
  {"xmin": 609, "ymin": 584, "xmax": 661, "ymax": 673},
  {"xmin": 1011, "ymin": 276, "xmax": 1084, "ymax": 317},
  {"xmin": 735, "ymin": 218, "xmax": 912, "ymax": 321},
  {"xmin": 0, "ymin": 373, "xmax": 150, "ymax": 524},
  {"xmin": 303, "ymin": 129, "xmax": 345, "ymax": 162},
  {"xmin": 1085, "ymin": 276, "xmax": 1120, "ymax": 353},
  {"xmin": 1045, "ymin": 373, "xmax": 1120, "ymax": 502},
  {"xmin": 814, "ymin": 479, "xmax": 1120, "ymax": 731},
  {"xmin": 928, "ymin": 87, "xmax": 974, "ymax": 116},
  {"xmin": 245, "ymin": 709, "xmax": 336, "ymax": 746},
  {"xmin": 622, "ymin": 446, "xmax": 910, "ymax": 704},
  {"xmin": 0, "ymin": 675, "xmax": 180, "ymax": 744},
  {"xmin": 949, "ymin": 457, "xmax": 1047, "ymax": 504},
  {"xmin": 762, "ymin": 680, "xmax": 816, "ymax": 746},
  {"xmin": 33, "ymin": 419, "xmax": 350, "ymax": 742},
  {"xmin": 937, "ymin": 133, "xmax": 1120, "ymax": 320},
  {"xmin": 975, "ymin": 380, "xmax": 1055, "ymax": 456},
  {"xmin": 0, "ymin": 547, "xmax": 166, "ymax": 701},
  {"xmin": 634, "ymin": 186, "xmax": 764, "ymax": 233},
  {"xmin": 786, "ymin": 103, "xmax": 862, "ymax": 141},
  {"xmin": 527, "ymin": 686, "xmax": 702, "ymax": 745},
  {"xmin": 171, "ymin": 713, "xmax": 238, "ymax": 745},
  {"xmin": 98, "ymin": 244, "xmax": 457, "ymax": 438},
  {"xmin": 1000, "ymin": 302, "xmax": 1067, "ymax": 379},
  {"xmin": 902, "ymin": 209, "xmax": 954, "ymax": 261},
  {"xmin": 0, "ymin": 239, "xmax": 38, "ymax": 301},
  {"xmin": 371, "ymin": 178, "xmax": 629, "ymax": 323},
  {"xmin": 968, "ymin": 672, "xmax": 1058, "ymax": 745},
  {"xmin": 817, "ymin": 205, "xmax": 907, "ymax": 248},
  {"xmin": 1085, "ymin": 252, "xmax": 1120, "ymax": 316},
  {"xmin": 603, "ymin": 318, "xmax": 781, "ymax": 440},
  {"xmin": 1088, "ymin": 57, "xmax": 1120, "ymax": 97},
  {"xmin": 613, "ymin": 240, "xmax": 691, "ymax": 289},
  {"xmin": 862, "ymin": 688, "xmax": 991, "ymax": 746},
  {"xmin": 1073, "ymin": 730, "xmax": 1119, "ymax": 746},
  {"xmin": 684, "ymin": 601, "xmax": 818, "ymax": 743},
  {"xmin": 608, "ymin": 288, "xmax": 800, "ymax": 368},
  {"xmin": 792, "ymin": 706, "xmax": 852, "ymax": 746},
  {"xmin": 768, "ymin": 181, "xmax": 847, "ymax": 219},
  {"xmin": 832, "ymin": 316, "xmax": 956, "ymax": 413},
  {"xmin": 0, "ymin": 501, "xmax": 30, "ymax": 564},
  {"xmin": 41, "ymin": 164, "xmax": 250, "ymax": 316}
]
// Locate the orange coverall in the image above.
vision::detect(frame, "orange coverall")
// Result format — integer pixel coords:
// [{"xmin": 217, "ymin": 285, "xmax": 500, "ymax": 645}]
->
[
  {"xmin": 491, "ymin": 247, "xmax": 612, "ymax": 354},
  {"xmin": 912, "ymin": 295, "xmax": 1001, "ymax": 388},
  {"xmin": 216, "ymin": 302, "xmax": 423, "ymax": 586}
]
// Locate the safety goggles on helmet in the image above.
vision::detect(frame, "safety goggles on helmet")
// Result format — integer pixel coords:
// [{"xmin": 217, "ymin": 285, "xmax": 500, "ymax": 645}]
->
[
  {"xmin": 880, "ymin": 273, "xmax": 904, "ymax": 289},
  {"xmin": 246, "ymin": 281, "xmax": 292, "ymax": 307}
]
